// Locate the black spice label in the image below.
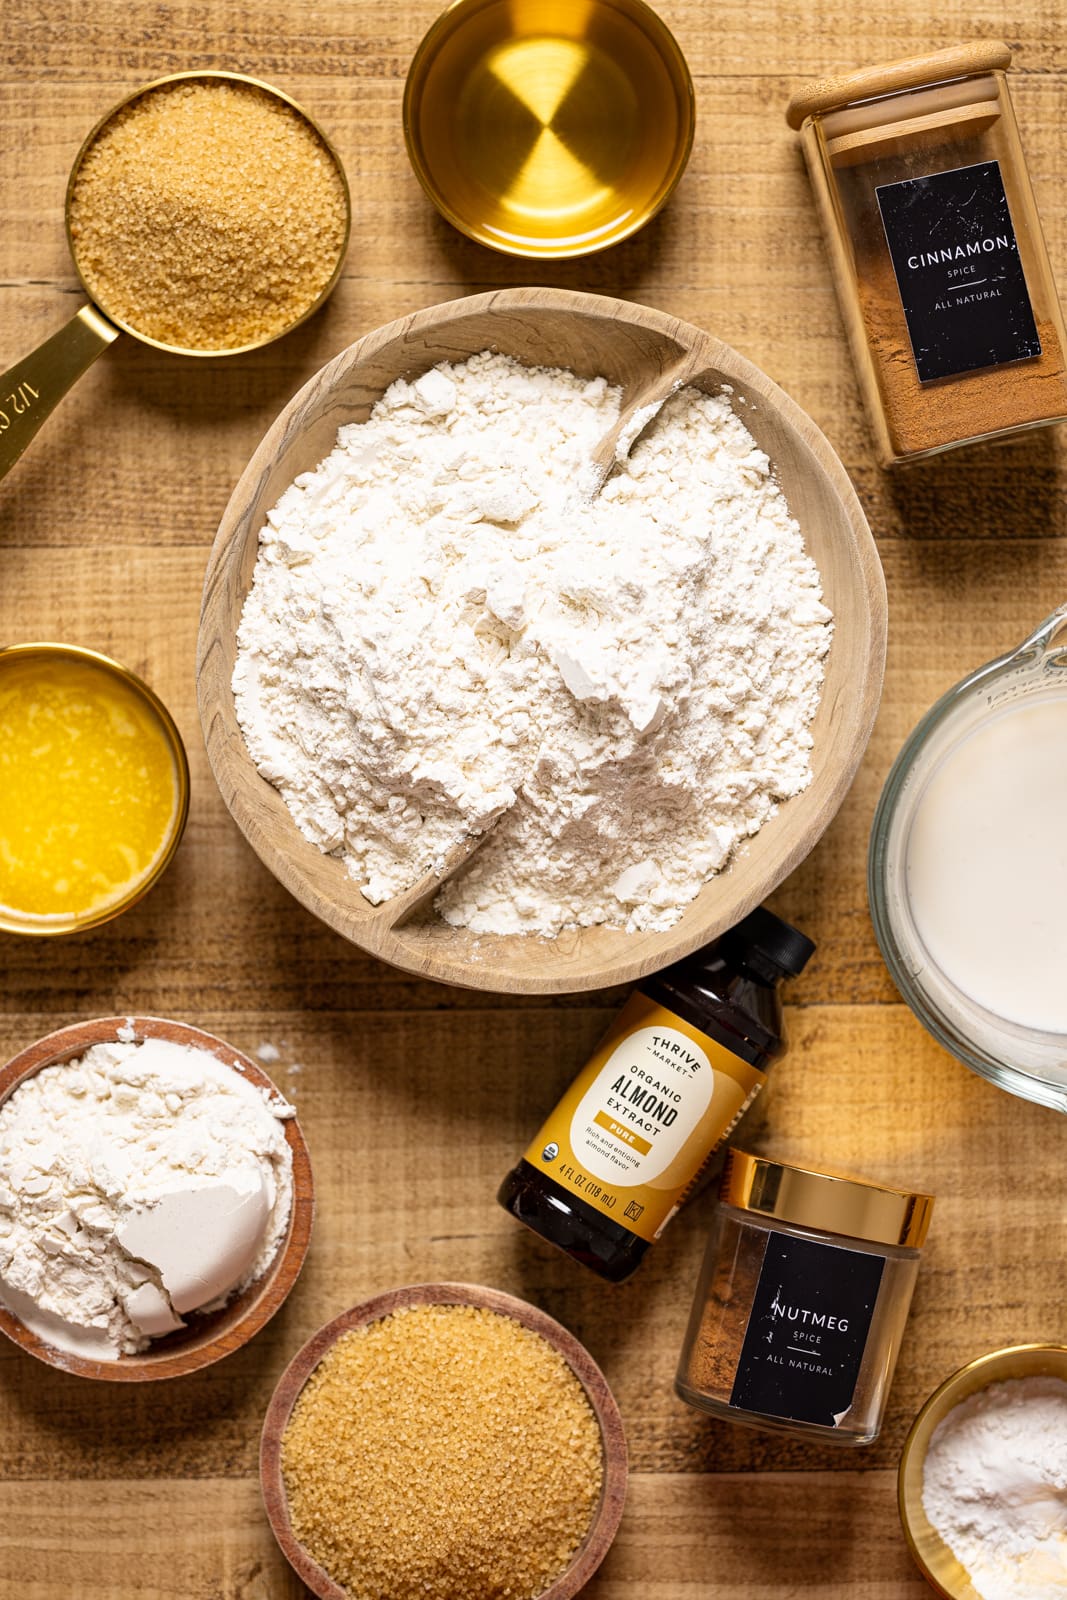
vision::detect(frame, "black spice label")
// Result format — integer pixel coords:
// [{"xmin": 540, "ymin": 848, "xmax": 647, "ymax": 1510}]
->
[
  {"xmin": 876, "ymin": 159, "xmax": 1041, "ymax": 383},
  {"xmin": 729, "ymin": 1234, "xmax": 885, "ymax": 1428}
]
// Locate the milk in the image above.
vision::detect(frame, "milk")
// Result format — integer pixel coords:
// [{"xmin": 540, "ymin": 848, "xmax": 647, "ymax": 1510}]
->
[{"xmin": 905, "ymin": 695, "xmax": 1067, "ymax": 1035}]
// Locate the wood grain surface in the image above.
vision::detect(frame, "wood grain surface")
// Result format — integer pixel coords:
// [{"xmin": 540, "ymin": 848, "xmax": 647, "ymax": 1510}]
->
[{"xmin": 2, "ymin": 3, "xmax": 1066, "ymax": 1597}]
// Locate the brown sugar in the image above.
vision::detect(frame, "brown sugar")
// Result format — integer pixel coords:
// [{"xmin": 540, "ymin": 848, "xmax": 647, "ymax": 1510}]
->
[
  {"xmin": 280, "ymin": 1303, "xmax": 604, "ymax": 1600},
  {"xmin": 68, "ymin": 79, "xmax": 348, "ymax": 351}
]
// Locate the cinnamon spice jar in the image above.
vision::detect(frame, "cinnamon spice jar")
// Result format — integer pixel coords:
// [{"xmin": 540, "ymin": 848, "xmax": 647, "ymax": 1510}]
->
[{"xmin": 787, "ymin": 42, "xmax": 1067, "ymax": 466}]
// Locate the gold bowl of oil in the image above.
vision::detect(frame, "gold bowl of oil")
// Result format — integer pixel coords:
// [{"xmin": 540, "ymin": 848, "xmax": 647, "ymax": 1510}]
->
[
  {"xmin": 403, "ymin": 0, "xmax": 696, "ymax": 257},
  {"xmin": 0, "ymin": 644, "xmax": 190, "ymax": 937}
]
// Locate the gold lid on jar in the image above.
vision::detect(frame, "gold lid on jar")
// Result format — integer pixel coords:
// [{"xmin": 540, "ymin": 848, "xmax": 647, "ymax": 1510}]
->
[{"xmin": 722, "ymin": 1150, "xmax": 934, "ymax": 1250}]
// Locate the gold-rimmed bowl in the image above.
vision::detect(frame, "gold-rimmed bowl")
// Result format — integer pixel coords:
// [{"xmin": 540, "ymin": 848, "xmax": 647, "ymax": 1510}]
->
[
  {"xmin": 403, "ymin": 0, "xmax": 696, "ymax": 258},
  {"xmin": 0, "ymin": 1016, "xmax": 314, "ymax": 1381},
  {"xmin": 898, "ymin": 1342, "xmax": 1067, "ymax": 1597},
  {"xmin": 0, "ymin": 643, "xmax": 190, "ymax": 937}
]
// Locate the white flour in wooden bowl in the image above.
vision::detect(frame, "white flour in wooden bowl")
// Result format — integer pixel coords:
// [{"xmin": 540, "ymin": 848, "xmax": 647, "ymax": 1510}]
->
[{"xmin": 233, "ymin": 352, "xmax": 832, "ymax": 935}]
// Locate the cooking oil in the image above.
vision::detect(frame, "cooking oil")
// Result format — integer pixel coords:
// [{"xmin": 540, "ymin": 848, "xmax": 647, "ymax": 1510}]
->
[{"xmin": 405, "ymin": 0, "xmax": 694, "ymax": 257}]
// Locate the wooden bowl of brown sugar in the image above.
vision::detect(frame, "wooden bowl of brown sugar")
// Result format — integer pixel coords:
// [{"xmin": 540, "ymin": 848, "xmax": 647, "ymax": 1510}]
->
[{"xmin": 260, "ymin": 1282, "xmax": 628, "ymax": 1600}]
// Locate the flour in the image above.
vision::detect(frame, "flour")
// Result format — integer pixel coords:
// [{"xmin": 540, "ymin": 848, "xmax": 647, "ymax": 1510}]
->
[
  {"xmin": 0, "ymin": 1038, "xmax": 294, "ymax": 1359},
  {"xmin": 234, "ymin": 351, "xmax": 832, "ymax": 935},
  {"xmin": 922, "ymin": 1376, "xmax": 1067, "ymax": 1599}
]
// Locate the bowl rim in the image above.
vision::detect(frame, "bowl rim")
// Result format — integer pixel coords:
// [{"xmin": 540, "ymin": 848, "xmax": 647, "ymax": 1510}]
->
[
  {"xmin": 0, "ymin": 642, "xmax": 191, "ymax": 939},
  {"xmin": 0, "ymin": 1015, "xmax": 314, "ymax": 1381},
  {"xmin": 260, "ymin": 1280, "xmax": 629, "ymax": 1600},
  {"xmin": 401, "ymin": 0, "xmax": 697, "ymax": 259},
  {"xmin": 198, "ymin": 284, "xmax": 887, "ymax": 994},
  {"xmin": 897, "ymin": 1340, "xmax": 1067, "ymax": 1599}
]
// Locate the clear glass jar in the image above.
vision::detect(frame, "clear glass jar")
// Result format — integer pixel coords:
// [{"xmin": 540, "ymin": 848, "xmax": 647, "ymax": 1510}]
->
[
  {"xmin": 787, "ymin": 42, "xmax": 1067, "ymax": 465},
  {"xmin": 676, "ymin": 1150, "xmax": 934, "ymax": 1445},
  {"xmin": 868, "ymin": 604, "xmax": 1067, "ymax": 1113}
]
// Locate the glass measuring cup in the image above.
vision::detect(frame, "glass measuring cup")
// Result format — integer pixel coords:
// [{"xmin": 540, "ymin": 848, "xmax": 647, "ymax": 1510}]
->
[
  {"xmin": 869, "ymin": 605, "xmax": 1067, "ymax": 1111},
  {"xmin": 0, "ymin": 70, "xmax": 350, "ymax": 482}
]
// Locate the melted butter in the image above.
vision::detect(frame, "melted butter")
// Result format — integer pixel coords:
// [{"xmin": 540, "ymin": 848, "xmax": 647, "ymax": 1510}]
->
[{"xmin": 0, "ymin": 655, "xmax": 179, "ymax": 920}]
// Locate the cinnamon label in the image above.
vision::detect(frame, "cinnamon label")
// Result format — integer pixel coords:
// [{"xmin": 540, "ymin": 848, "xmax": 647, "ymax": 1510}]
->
[{"xmin": 876, "ymin": 159, "xmax": 1040, "ymax": 382}]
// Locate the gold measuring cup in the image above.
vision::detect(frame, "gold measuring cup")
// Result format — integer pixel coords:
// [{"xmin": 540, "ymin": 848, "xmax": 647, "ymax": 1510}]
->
[{"xmin": 0, "ymin": 70, "xmax": 351, "ymax": 483}]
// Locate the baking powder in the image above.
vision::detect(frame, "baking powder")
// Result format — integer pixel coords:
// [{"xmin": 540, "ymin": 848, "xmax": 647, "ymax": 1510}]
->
[
  {"xmin": 922, "ymin": 1375, "xmax": 1067, "ymax": 1599},
  {"xmin": 234, "ymin": 352, "xmax": 831, "ymax": 934}
]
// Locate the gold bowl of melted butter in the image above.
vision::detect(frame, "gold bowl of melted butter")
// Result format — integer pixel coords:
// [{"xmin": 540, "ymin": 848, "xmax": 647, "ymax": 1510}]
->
[
  {"xmin": 0, "ymin": 644, "xmax": 189, "ymax": 936},
  {"xmin": 403, "ymin": 0, "xmax": 696, "ymax": 257}
]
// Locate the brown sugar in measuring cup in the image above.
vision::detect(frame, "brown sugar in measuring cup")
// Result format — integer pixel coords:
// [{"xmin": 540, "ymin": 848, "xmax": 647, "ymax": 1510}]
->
[
  {"xmin": 787, "ymin": 42, "xmax": 1067, "ymax": 465},
  {"xmin": 0, "ymin": 71, "xmax": 350, "ymax": 483}
]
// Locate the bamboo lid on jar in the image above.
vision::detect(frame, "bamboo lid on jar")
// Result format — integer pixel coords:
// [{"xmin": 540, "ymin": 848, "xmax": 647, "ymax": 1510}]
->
[
  {"xmin": 785, "ymin": 40, "xmax": 1012, "ymax": 129},
  {"xmin": 722, "ymin": 1150, "xmax": 934, "ymax": 1249}
]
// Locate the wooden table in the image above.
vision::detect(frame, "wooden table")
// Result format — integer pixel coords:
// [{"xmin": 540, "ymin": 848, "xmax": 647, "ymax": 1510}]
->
[{"xmin": 1, "ymin": 4, "xmax": 1065, "ymax": 1596}]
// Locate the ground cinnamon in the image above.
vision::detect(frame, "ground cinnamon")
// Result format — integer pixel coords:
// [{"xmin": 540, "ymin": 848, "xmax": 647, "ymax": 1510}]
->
[
  {"xmin": 842, "ymin": 129, "xmax": 1067, "ymax": 459},
  {"xmin": 859, "ymin": 273, "xmax": 1067, "ymax": 461}
]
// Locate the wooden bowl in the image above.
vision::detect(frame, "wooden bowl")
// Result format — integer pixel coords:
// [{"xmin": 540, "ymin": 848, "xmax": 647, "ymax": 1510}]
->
[
  {"xmin": 199, "ymin": 286, "xmax": 886, "ymax": 993},
  {"xmin": 898, "ymin": 1342, "xmax": 1067, "ymax": 1599},
  {"xmin": 0, "ymin": 1016, "xmax": 313, "ymax": 1381},
  {"xmin": 260, "ymin": 1281, "xmax": 628, "ymax": 1600}
]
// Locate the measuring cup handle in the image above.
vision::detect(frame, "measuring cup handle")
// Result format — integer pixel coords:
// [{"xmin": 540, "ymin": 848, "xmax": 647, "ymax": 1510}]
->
[
  {"xmin": 1010, "ymin": 601, "xmax": 1067, "ymax": 663},
  {"xmin": 0, "ymin": 306, "xmax": 119, "ymax": 483}
]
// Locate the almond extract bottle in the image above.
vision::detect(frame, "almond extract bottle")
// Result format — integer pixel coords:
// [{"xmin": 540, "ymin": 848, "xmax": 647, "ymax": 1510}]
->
[{"xmin": 497, "ymin": 907, "xmax": 815, "ymax": 1282}]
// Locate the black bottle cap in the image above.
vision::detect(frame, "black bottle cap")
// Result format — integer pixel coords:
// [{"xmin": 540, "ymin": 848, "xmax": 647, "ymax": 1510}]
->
[{"xmin": 721, "ymin": 905, "xmax": 815, "ymax": 979}]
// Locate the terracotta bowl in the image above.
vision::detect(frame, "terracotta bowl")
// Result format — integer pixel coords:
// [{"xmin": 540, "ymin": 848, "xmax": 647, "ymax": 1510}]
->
[
  {"xmin": 198, "ymin": 286, "xmax": 886, "ymax": 995},
  {"xmin": 0, "ymin": 1016, "xmax": 313, "ymax": 1381},
  {"xmin": 260, "ymin": 1281, "xmax": 629, "ymax": 1599},
  {"xmin": 898, "ymin": 1341, "xmax": 1067, "ymax": 1598}
]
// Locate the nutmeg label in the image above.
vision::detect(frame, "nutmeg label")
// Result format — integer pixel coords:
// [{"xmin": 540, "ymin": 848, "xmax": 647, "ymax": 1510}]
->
[
  {"xmin": 876, "ymin": 160, "xmax": 1040, "ymax": 383},
  {"xmin": 730, "ymin": 1234, "xmax": 886, "ymax": 1427},
  {"xmin": 523, "ymin": 992, "xmax": 764, "ymax": 1244}
]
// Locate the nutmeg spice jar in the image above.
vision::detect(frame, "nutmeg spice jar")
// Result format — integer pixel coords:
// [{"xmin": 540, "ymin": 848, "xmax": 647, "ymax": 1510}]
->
[
  {"xmin": 787, "ymin": 42, "xmax": 1067, "ymax": 465},
  {"xmin": 675, "ymin": 1151, "xmax": 934, "ymax": 1444}
]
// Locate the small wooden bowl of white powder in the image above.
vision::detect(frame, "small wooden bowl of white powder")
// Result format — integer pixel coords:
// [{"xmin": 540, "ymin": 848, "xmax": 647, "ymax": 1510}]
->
[
  {"xmin": 199, "ymin": 286, "xmax": 886, "ymax": 993},
  {"xmin": 899, "ymin": 1343, "xmax": 1067, "ymax": 1599},
  {"xmin": 0, "ymin": 1016, "xmax": 313, "ymax": 1380}
]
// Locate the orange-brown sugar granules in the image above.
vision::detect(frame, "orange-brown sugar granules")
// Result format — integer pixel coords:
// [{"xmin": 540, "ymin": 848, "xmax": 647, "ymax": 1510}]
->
[
  {"xmin": 281, "ymin": 1303, "xmax": 604, "ymax": 1600},
  {"xmin": 68, "ymin": 79, "xmax": 348, "ymax": 352}
]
